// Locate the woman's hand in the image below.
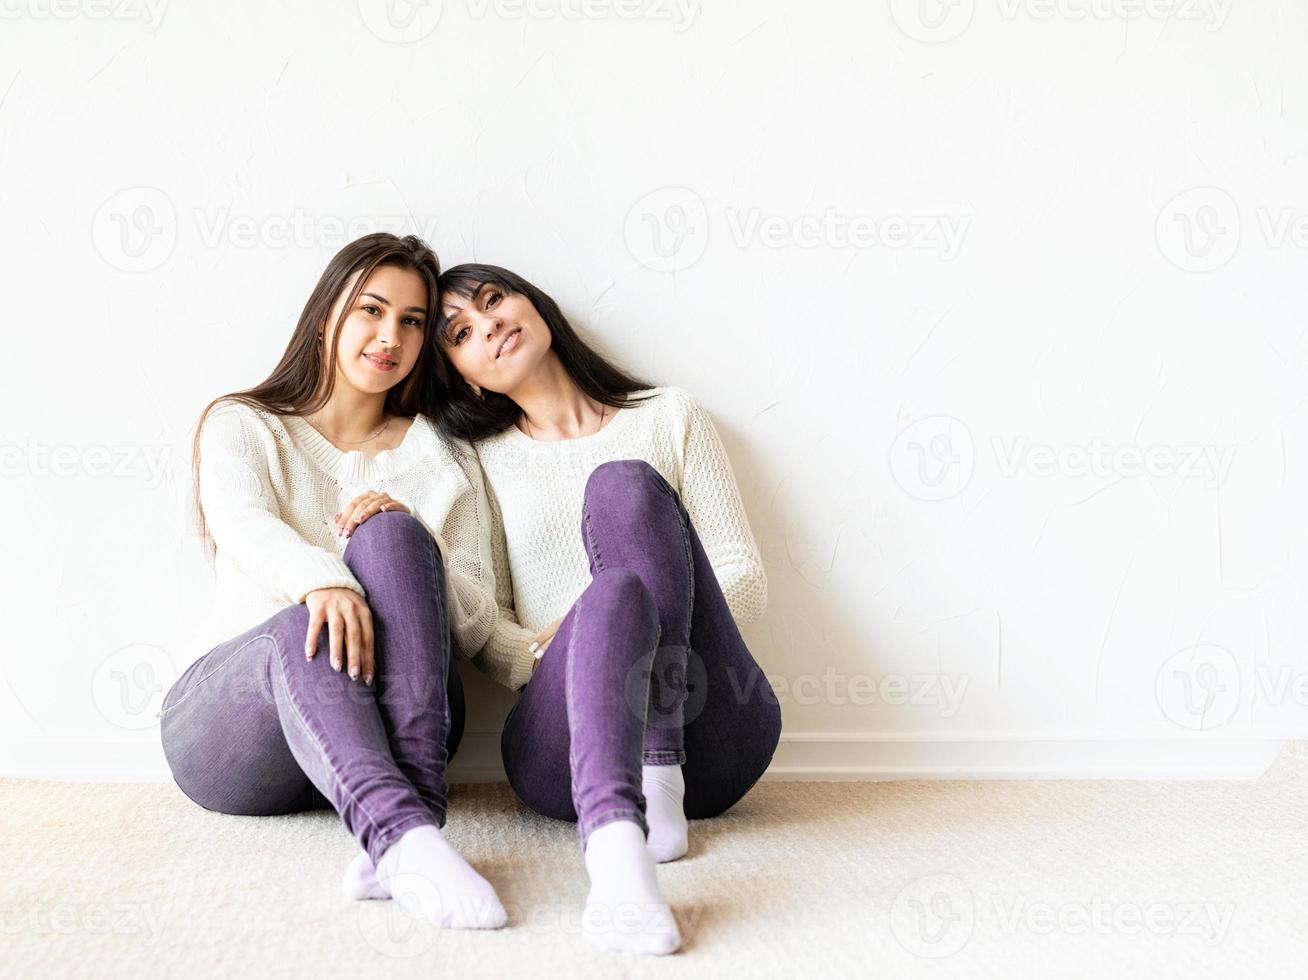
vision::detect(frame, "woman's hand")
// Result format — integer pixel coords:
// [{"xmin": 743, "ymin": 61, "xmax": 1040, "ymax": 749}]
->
[
  {"xmin": 334, "ymin": 491, "xmax": 410, "ymax": 539},
  {"xmin": 529, "ymin": 615, "xmax": 565, "ymax": 673},
  {"xmin": 305, "ymin": 587, "xmax": 375, "ymax": 684}
]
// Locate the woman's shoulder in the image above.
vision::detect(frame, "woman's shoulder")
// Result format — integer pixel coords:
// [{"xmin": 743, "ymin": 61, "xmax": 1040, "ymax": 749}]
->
[{"xmin": 201, "ymin": 398, "xmax": 291, "ymax": 444}]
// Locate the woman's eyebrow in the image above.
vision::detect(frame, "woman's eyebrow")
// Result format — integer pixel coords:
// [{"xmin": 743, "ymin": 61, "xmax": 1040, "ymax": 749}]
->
[{"xmin": 362, "ymin": 291, "xmax": 426, "ymax": 315}]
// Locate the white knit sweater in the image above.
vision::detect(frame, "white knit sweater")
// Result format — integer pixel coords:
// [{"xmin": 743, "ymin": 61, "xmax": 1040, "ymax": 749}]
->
[
  {"xmin": 472, "ymin": 386, "xmax": 768, "ymax": 692},
  {"xmin": 181, "ymin": 401, "xmax": 525, "ymax": 672}
]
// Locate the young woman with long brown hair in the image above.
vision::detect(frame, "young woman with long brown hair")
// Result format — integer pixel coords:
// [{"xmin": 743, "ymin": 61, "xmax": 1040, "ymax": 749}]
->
[{"xmin": 161, "ymin": 234, "xmax": 511, "ymax": 930}]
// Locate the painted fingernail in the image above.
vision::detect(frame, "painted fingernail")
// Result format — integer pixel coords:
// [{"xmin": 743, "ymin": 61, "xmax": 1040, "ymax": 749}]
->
[
  {"xmin": 350, "ymin": 667, "xmax": 359, "ymax": 679},
  {"xmin": 364, "ymin": 673, "xmax": 373, "ymax": 685},
  {"xmin": 528, "ymin": 641, "xmax": 539, "ymax": 653},
  {"xmin": 332, "ymin": 657, "xmax": 341, "ymax": 670}
]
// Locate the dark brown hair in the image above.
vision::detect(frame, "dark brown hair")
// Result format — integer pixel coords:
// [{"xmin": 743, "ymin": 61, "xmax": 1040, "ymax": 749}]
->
[
  {"xmin": 430, "ymin": 263, "xmax": 659, "ymax": 442},
  {"xmin": 192, "ymin": 233, "xmax": 443, "ymax": 559}
]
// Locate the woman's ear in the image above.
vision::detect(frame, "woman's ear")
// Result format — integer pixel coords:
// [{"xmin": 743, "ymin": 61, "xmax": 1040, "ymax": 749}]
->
[{"xmin": 470, "ymin": 383, "xmax": 484, "ymax": 400}]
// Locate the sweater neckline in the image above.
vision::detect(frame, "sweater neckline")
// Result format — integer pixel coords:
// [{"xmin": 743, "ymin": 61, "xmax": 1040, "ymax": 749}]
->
[
  {"xmin": 497, "ymin": 389, "xmax": 658, "ymax": 449},
  {"xmin": 282, "ymin": 412, "xmax": 435, "ymax": 484}
]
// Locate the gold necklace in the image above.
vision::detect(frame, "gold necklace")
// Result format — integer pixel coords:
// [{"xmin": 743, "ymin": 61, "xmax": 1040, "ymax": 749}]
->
[
  {"xmin": 524, "ymin": 402, "xmax": 606, "ymax": 440},
  {"xmin": 308, "ymin": 414, "xmax": 391, "ymax": 447}
]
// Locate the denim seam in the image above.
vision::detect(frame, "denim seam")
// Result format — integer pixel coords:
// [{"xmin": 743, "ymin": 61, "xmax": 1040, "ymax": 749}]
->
[
  {"xmin": 158, "ymin": 633, "xmax": 276, "ymax": 717},
  {"xmin": 356, "ymin": 516, "xmax": 453, "ymax": 819},
  {"xmin": 270, "ymin": 633, "xmax": 393, "ymax": 851}
]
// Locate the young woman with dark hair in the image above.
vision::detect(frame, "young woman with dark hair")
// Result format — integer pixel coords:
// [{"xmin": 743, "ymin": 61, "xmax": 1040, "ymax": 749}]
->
[
  {"xmin": 424, "ymin": 263, "xmax": 781, "ymax": 955},
  {"xmin": 162, "ymin": 234, "xmax": 512, "ymax": 930}
]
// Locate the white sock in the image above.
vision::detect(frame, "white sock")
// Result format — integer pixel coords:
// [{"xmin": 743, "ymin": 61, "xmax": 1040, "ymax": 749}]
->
[
  {"xmin": 341, "ymin": 850, "xmax": 388, "ymax": 901},
  {"xmin": 374, "ymin": 824, "xmax": 507, "ymax": 930},
  {"xmin": 642, "ymin": 764, "xmax": 689, "ymax": 863},
  {"xmin": 582, "ymin": 819, "xmax": 681, "ymax": 956}
]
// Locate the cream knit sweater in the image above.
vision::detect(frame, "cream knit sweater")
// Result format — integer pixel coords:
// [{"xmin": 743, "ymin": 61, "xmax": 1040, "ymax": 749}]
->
[
  {"xmin": 181, "ymin": 401, "xmax": 531, "ymax": 672},
  {"xmin": 472, "ymin": 386, "xmax": 768, "ymax": 692}
]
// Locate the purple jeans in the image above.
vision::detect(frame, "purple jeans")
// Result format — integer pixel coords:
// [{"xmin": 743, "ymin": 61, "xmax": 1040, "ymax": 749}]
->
[
  {"xmin": 500, "ymin": 459, "xmax": 782, "ymax": 848},
  {"xmin": 160, "ymin": 512, "xmax": 465, "ymax": 867}
]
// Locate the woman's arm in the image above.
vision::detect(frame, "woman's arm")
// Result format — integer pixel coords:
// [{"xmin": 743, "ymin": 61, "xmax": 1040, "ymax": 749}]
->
[
  {"xmin": 673, "ymin": 388, "xmax": 768, "ymax": 624},
  {"xmin": 199, "ymin": 402, "xmax": 364, "ymax": 603},
  {"xmin": 467, "ymin": 470, "xmax": 540, "ymax": 691}
]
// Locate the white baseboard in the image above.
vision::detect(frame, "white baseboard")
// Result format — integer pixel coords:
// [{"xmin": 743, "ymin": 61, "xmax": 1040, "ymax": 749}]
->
[{"xmin": 0, "ymin": 731, "xmax": 1286, "ymax": 783}]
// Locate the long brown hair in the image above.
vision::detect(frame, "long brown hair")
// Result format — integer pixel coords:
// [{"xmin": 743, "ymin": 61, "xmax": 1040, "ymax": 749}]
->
[
  {"xmin": 192, "ymin": 233, "xmax": 443, "ymax": 559},
  {"xmin": 430, "ymin": 263, "xmax": 659, "ymax": 442}
]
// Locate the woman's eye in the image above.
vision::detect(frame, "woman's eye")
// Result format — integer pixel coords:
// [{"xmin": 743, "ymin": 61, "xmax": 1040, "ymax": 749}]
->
[
  {"xmin": 362, "ymin": 304, "xmax": 380, "ymax": 315},
  {"xmin": 404, "ymin": 317, "xmax": 424, "ymax": 328},
  {"xmin": 453, "ymin": 326, "xmax": 469, "ymax": 345},
  {"xmin": 486, "ymin": 291, "xmax": 501, "ymax": 308}
]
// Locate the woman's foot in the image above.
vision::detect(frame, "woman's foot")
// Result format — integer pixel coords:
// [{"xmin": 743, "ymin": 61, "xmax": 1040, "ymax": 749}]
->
[
  {"xmin": 582, "ymin": 819, "xmax": 681, "ymax": 955},
  {"xmin": 642, "ymin": 764, "xmax": 689, "ymax": 863},
  {"xmin": 374, "ymin": 824, "xmax": 507, "ymax": 929},
  {"xmin": 341, "ymin": 850, "xmax": 388, "ymax": 900}
]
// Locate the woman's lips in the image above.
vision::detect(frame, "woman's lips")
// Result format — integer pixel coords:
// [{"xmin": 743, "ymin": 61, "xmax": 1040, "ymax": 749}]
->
[
  {"xmin": 363, "ymin": 353, "xmax": 397, "ymax": 372},
  {"xmin": 497, "ymin": 329, "xmax": 522, "ymax": 358}
]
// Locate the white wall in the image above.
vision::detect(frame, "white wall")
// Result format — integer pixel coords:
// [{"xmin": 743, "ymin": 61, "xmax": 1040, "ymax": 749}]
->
[{"xmin": 1, "ymin": 0, "xmax": 1304, "ymax": 782}]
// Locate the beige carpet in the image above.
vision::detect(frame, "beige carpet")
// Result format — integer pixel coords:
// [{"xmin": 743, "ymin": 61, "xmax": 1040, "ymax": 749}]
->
[{"xmin": 7, "ymin": 745, "xmax": 1308, "ymax": 979}]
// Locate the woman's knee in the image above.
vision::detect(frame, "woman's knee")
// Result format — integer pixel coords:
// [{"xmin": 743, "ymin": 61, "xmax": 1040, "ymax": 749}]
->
[
  {"xmin": 585, "ymin": 567, "xmax": 659, "ymax": 635},
  {"xmin": 583, "ymin": 459, "xmax": 668, "ymax": 507},
  {"xmin": 343, "ymin": 511, "xmax": 443, "ymax": 574}
]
